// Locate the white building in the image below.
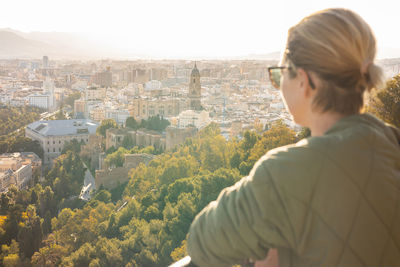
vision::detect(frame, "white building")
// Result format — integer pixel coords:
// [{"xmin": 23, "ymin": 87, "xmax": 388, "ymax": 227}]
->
[
  {"xmin": 25, "ymin": 119, "xmax": 99, "ymax": 165},
  {"xmin": 28, "ymin": 94, "xmax": 52, "ymax": 110},
  {"xmin": 28, "ymin": 77, "xmax": 56, "ymax": 110},
  {"xmin": 0, "ymin": 154, "xmax": 36, "ymax": 192},
  {"xmin": 177, "ymin": 110, "xmax": 211, "ymax": 129},
  {"xmin": 85, "ymin": 87, "xmax": 106, "ymax": 101},
  {"xmin": 145, "ymin": 80, "xmax": 162, "ymax": 91},
  {"xmin": 105, "ymin": 108, "xmax": 130, "ymax": 125},
  {"xmin": 269, "ymin": 102, "xmax": 285, "ymax": 111}
]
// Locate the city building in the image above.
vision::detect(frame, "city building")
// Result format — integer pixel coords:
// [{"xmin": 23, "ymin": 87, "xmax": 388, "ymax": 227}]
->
[
  {"xmin": 28, "ymin": 76, "xmax": 56, "ymax": 110},
  {"xmin": 74, "ymin": 98, "xmax": 86, "ymax": 117},
  {"xmin": 92, "ymin": 67, "xmax": 112, "ymax": 87},
  {"xmin": 25, "ymin": 119, "xmax": 99, "ymax": 165},
  {"xmin": 42, "ymin": 56, "xmax": 49, "ymax": 69},
  {"xmin": 105, "ymin": 127, "xmax": 165, "ymax": 151},
  {"xmin": 188, "ymin": 63, "xmax": 202, "ymax": 110},
  {"xmin": 105, "ymin": 108, "xmax": 130, "ymax": 125},
  {"xmin": 95, "ymin": 153, "xmax": 155, "ymax": 190},
  {"xmin": 0, "ymin": 152, "xmax": 41, "ymax": 192},
  {"xmin": 89, "ymin": 106, "xmax": 106, "ymax": 122},
  {"xmin": 177, "ymin": 109, "xmax": 211, "ymax": 129},
  {"xmin": 165, "ymin": 126, "xmax": 197, "ymax": 150},
  {"xmin": 28, "ymin": 94, "xmax": 53, "ymax": 110},
  {"xmin": 85, "ymin": 86, "xmax": 106, "ymax": 101},
  {"xmin": 129, "ymin": 97, "xmax": 188, "ymax": 120},
  {"xmin": 145, "ymin": 80, "xmax": 162, "ymax": 91}
]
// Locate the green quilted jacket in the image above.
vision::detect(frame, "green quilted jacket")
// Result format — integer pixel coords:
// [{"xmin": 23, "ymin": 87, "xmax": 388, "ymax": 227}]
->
[{"xmin": 187, "ymin": 113, "xmax": 400, "ymax": 267}]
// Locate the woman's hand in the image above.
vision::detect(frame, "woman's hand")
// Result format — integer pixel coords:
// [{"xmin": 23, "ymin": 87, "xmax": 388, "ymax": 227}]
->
[{"xmin": 254, "ymin": 249, "xmax": 279, "ymax": 267}]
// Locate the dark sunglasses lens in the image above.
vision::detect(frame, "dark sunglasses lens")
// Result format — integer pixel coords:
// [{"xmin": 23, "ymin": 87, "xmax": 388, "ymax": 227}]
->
[{"xmin": 270, "ymin": 69, "xmax": 281, "ymax": 89}]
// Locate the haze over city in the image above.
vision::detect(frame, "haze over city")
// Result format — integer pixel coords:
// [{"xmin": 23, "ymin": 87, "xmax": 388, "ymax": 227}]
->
[{"xmin": 1, "ymin": 0, "xmax": 400, "ymax": 59}]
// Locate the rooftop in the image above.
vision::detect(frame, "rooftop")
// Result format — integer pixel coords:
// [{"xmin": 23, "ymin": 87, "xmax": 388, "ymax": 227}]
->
[{"xmin": 26, "ymin": 119, "xmax": 99, "ymax": 136}]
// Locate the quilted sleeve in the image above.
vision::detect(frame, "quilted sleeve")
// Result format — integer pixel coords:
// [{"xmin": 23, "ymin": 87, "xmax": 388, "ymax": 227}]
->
[{"xmin": 186, "ymin": 153, "xmax": 298, "ymax": 267}]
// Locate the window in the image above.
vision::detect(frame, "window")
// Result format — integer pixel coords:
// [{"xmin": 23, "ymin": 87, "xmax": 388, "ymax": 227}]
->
[
  {"xmin": 59, "ymin": 148, "xmax": 61, "ymax": 152},
  {"xmin": 53, "ymin": 148, "xmax": 55, "ymax": 152},
  {"xmin": 47, "ymin": 148, "xmax": 49, "ymax": 152},
  {"xmin": 59, "ymin": 140, "xmax": 61, "ymax": 144},
  {"xmin": 53, "ymin": 141, "xmax": 55, "ymax": 144},
  {"xmin": 47, "ymin": 141, "xmax": 49, "ymax": 145}
]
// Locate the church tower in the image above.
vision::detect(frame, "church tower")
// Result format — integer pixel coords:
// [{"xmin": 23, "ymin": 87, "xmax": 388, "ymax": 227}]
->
[{"xmin": 188, "ymin": 62, "xmax": 202, "ymax": 110}]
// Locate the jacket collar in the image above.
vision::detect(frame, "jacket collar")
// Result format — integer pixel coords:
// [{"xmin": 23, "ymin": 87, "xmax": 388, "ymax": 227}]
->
[{"xmin": 324, "ymin": 113, "xmax": 400, "ymax": 146}]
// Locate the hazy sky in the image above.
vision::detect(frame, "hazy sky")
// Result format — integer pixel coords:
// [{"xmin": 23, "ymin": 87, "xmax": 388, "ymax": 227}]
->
[{"xmin": 1, "ymin": 0, "xmax": 399, "ymax": 58}]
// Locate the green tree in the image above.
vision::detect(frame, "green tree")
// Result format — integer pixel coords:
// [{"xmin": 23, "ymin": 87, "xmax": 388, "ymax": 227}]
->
[
  {"xmin": 126, "ymin": 117, "xmax": 139, "ymax": 130},
  {"xmin": 55, "ymin": 108, "xmax": 66, "ymax": 120},
  {"xmin": 93, "ymin": 190, "xmax": 111, "ymax": 203},
  {"xmin": 31, "ymin": 234, "xmax": 68, "ymax": 267},
  {"xmin": 297, "ymin": 127, "xmax": 311, "ymax": 140},
  {"xmin": 64, "ymin": 92, "xmax": 82, "ymax": 107},
  {"xmin": 105, "ymin": 147, "xmax": 128, "ymax": 168},
  {"xmin": 17, "ymin": 205, "xmax": 43, "ymax": 259},
  {"xmin": 61, "ymin": 139, "xmax": 82, "ymax": 155},
  {"xmin": 122, "ymin": 135, "xmax": 134, "ymax": 149},
  {"xmin": 96, "ymin": 119, "xmax": 117, "ymax": 138},
  {"xmin": 368, "ymin": 74, "xmax": 400, "ymax": 127}
]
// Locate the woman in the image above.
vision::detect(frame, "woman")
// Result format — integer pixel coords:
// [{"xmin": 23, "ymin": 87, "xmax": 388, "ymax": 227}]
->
[{"xmin": 186, "ymin": 8, "xmax": 400, "ymax": 267}]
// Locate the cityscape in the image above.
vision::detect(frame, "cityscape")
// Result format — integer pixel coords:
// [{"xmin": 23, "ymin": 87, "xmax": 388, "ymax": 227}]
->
[{"xmin": 0, "ymin": 1, "xmax": 400, "ymax": 266}]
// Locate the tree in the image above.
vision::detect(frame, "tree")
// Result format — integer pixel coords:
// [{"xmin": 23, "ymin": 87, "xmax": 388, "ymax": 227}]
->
[
  {"xmin": 64, "ymin": 92, "xmax": 82, "ymax": 107},
  {"xmin": 17, "ymin": 205, "xmax": 43, "ymax": 259},
  {"xmin": 96, "ymin": 119, "xmax": 117, "ymax": 138},
  {"xmin": 126, "ymin": 117, "xmax": 139, "ymax": 130},
  {"xmin": 170, "ymin": 240, "xmax": 187, "ymax": 262},
  {"xmin": 31, "ymin": 234, "xmax": 68, "ymax": 267},
  {"xmin": 93, "ymin": 190, "xmax": 111, "ymax": 203},
  {"xmin": 122, "ymin": 135, "xmax": 134, "ymax": 149},
  {"xmin": 61, "ymin": 139, "xmax": 82, "ymax": 155},
  {"xmin": 105, "ymin": 147, "xmax": 128, "ymax": 168},
  {"xmin": 297, "ymin": 127, "xmax": 311, "ymax": 140},
  {"xmin": 55, "ymin": 107, "xmax": 66, "ymax": 120},
  {"xmin": 368, "ymin": 74, "xmax": 400, "ymax": 127}
]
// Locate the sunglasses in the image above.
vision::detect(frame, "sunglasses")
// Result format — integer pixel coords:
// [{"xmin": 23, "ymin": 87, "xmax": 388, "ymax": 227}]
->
[{"xmin": 268, "ymin": 66, "xmax": 316, "ymax": 90}]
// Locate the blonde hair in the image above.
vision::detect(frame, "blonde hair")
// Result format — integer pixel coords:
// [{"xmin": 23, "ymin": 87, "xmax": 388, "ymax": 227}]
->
[{"xmin": 284, "ymin": 8, "xmax": 384, "ymax": 115}]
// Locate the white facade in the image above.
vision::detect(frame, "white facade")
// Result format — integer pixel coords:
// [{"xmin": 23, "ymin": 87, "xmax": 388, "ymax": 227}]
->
[
  {"xmin": 85, "ymin": 87, "xmax": 106, "ymax": 101},
  {"xmin": 25, "ymin": 119, "xmax": 99, "ymax": 165},
  {"xmin": 269, "ymin": 102, "xmax": 285, "ymax": 111},
  {"xmin": 105, "ymin": 108, "xmax": 130, "ymax": 125},
  {"xmin": 145, "ymin": 80, "xmax": 162, "ymax": 91},
  {"xmin": 29, "ymin": 94, "xmax": 52, "ymax": 110},
  {"xmin": 42, "ymin": 77, "xmax": 54, "ymax": 94},
  {"xmin": 89, "ymin": 106, "xmax": 106, "ymax": 122},
  {"xmin": 0, "ymin": 156, "xmax": 33, "ymax": 192},
  {"xmin": 177, "ymin": 110, "xmax": 211, "ymax": 129}
]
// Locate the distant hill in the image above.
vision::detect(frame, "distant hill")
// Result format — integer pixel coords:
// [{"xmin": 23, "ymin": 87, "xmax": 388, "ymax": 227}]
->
[
  {"xmin": 1, "ymin": 28, "xmax": 400, "ymax": 60},
  {"xmin": 245, "ymin": 51, "xmax": 281, "ymax": 60},
  {"xmin": 0, "ymin": 29, "xmax": 117, "ymax": 59},
  {"xmin": 0, "ymin": 31, "xmax": 57, "ymax": 59}
]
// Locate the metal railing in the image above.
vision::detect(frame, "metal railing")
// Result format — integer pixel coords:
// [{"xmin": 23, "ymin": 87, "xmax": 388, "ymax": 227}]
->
[
  {"xmin": 168, "ymin": 256, "xmax": 196, "ymax": 267},
  {"xmin": 169, "ymin": 256, "xmax": 255, "ymax": 267}
]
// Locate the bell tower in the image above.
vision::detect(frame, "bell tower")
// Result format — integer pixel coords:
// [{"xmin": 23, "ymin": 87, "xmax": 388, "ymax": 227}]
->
[{"xmin": 189, "ymin": 62, "xmax": 202, "ymax": 110}]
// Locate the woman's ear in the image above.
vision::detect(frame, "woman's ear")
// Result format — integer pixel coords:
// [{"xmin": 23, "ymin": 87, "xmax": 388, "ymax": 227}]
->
[{"xmin": 297, "ymin": 68, "xmax": 315, "ymax": 98}]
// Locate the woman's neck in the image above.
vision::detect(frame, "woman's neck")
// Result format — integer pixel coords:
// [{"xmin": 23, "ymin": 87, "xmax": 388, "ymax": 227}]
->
[{"xmin": 308, "ymin": 111, "xmax": 347, "ymax": 137}]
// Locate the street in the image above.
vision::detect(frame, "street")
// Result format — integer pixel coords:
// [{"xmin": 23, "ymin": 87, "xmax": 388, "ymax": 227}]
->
[{"xmin": 79, "ymin": 163, "xmax": 95, "ymax": 201}]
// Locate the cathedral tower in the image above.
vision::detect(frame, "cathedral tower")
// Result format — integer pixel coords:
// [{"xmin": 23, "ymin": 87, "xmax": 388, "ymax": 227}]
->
[{"xmin": 188, "ymin": 62, "xmax": 202, "ymax": 110}]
